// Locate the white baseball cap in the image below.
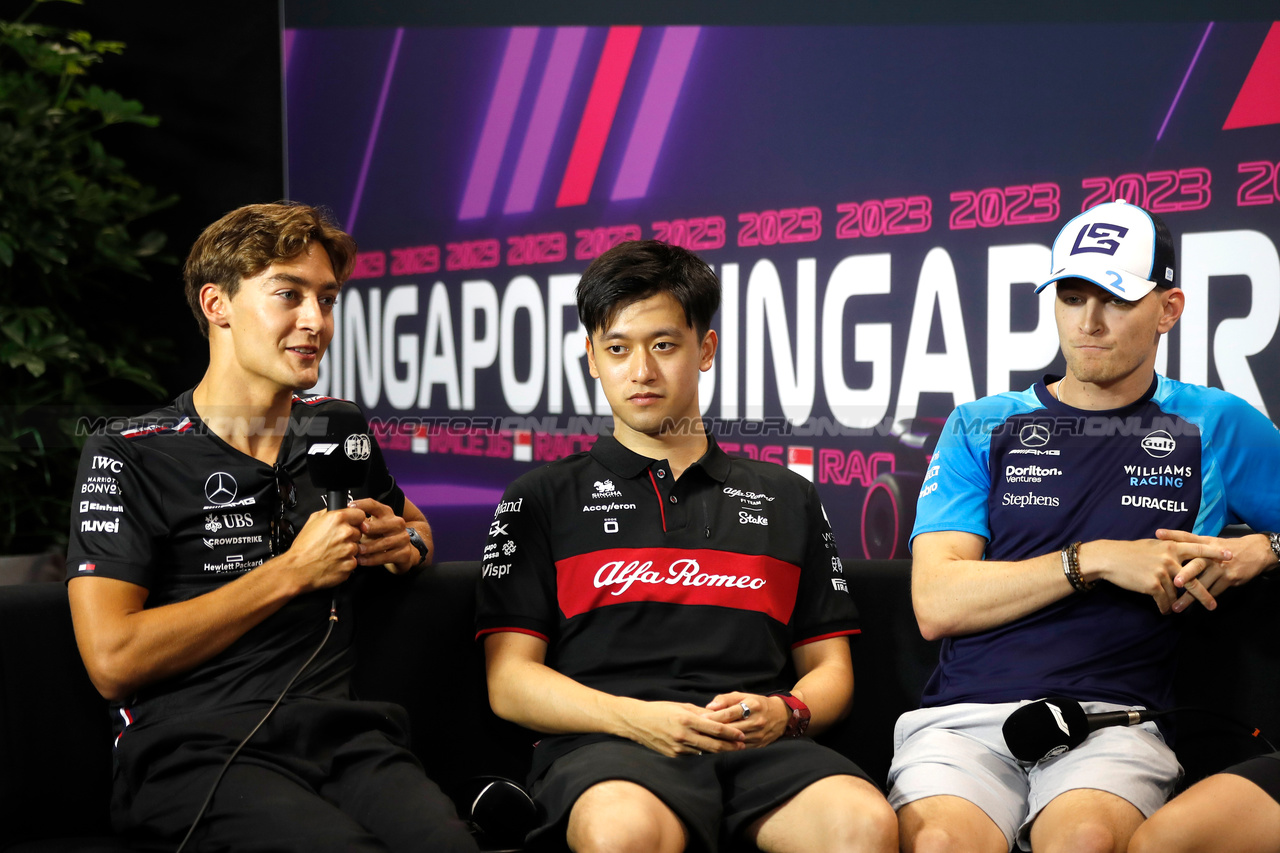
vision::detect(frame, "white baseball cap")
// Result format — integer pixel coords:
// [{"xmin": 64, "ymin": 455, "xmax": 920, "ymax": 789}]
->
[{"xmin": 1036, "ymin": 199, "xmax": 1176, "ymax": 300}]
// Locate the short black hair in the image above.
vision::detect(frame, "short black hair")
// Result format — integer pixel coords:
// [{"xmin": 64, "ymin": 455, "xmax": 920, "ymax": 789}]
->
[{"xmin": 576, "ymin": 240, "xmax": 720, "ymax": 339}]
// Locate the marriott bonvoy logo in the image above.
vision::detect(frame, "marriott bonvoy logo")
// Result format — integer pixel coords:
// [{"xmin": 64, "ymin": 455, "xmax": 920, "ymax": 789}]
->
[{"xmin": 595, "ymin": 557, "xmax": 767, "ymax": 596}]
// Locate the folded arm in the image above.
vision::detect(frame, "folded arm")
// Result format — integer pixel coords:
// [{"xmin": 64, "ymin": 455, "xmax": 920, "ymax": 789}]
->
[
  {"xmin": 911, "ymin": 529, "xmax": 1235, "ymax": 641},
  {"xmin": 484, "ymin": 631, "xmax": 746, "ymax": 758},
  {"xmin": 69, "ymin": 505, "xmax": 367, "ymax": 701}
]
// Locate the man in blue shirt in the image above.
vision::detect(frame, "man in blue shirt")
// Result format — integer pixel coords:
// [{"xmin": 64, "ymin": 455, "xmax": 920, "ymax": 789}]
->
[{"xmin": 889, "ymin": 200, "xmax": 1280, "ymax": 853}]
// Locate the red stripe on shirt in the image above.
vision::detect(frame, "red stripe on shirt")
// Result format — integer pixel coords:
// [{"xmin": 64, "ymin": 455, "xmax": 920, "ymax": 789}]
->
[
  {"xmin": 476, "ymin": 626, "xmax": 550, "ymax": 643},
  {"xmin": 556, "ymin": 547, "xmax": 801, "ymax": 622},
  {"xmin": 791, "ymin": 628, "xmax": 861, "ymax": 649}
]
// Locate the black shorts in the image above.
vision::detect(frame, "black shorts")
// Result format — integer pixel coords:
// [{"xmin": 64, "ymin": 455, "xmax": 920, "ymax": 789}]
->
[
  {"xmin": 1222, "ymin": 751, "xmax": 1280, "ymax": 804},
  {"xmin": 112, "ymin": 698, "xmax": 474, "ymax": 853},
  {"xmin": 528, "ymin": 737, "xmax": 874, "ymax": 853}
]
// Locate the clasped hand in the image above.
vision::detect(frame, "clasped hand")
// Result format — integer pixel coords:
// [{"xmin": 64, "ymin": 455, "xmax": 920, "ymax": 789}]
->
[{"xmin": 625, "ymin": 692, "xmax": 788, "ymax": 758}]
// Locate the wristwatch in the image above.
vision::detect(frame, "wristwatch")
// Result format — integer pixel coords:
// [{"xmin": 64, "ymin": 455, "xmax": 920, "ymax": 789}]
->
[
  {"xmin": 770, "ymin": 691, "xmax": 811, "ymax": 738},
  {"xmin": 1265, "ymin": 532, "xmax": 1280, "ymax": 572},
  {"xmin": 406, "ymin": 527, "xmax": 430, "ymax": 567}
]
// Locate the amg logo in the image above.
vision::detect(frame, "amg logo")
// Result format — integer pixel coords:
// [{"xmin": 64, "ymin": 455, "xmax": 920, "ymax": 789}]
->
[{"xmin": 80, "ymin": 519, "xmax": 119, "ymax": 534}]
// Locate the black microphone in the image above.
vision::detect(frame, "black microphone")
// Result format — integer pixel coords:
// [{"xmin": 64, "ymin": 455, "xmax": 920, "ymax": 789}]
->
[
  {"xmin": 306, "ymin": 409, "xmax": 372, "ymax": 511},
  {"xmin": 1002, "ymin": 697, "xmax": 1171, "ymax": 762}
]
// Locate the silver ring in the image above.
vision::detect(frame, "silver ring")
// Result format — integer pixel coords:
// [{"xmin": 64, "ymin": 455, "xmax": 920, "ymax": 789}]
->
[{"xmin": 739, "ymin": 701, "xmax": 751, "ymax": 719}]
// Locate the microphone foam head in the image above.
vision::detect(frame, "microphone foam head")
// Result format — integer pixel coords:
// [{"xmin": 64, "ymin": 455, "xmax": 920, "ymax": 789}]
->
[
  {"xmin": 307, "ymin": 408, "xmax": 372, "ymax": 491},
  {"xmin": 1002, "ymin": 697, "xmax": 1089, "ymax": 763}
]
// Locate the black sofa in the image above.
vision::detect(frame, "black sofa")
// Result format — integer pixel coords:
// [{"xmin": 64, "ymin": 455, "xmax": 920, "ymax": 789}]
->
[{"xmin": 2, "ymin": 560, "xmax": 1277, "ymax": 851}]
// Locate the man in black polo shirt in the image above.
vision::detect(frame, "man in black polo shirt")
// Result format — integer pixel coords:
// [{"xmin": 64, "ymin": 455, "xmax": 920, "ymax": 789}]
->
[
  {"xmin": 477, "ymin": 240, "xmax": 896, "ymax": 853},
  {"xmin": 66, "ymin": 203, "xmax": 475, "ymax": 852}
]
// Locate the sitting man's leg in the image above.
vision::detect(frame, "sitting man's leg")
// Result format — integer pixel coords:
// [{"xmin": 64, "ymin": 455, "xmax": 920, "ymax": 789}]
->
[
  {"xmin": 888, "ymin": 704, "xmax": 1034, "ymax": 853},
  {"xmin": 320, "ymin": 716, "xmax": 477, "ymax": 853},
  {"xmin": 1129, "ymin": 755, "xmax": 1280, "ymax": 853},
  {"xmin": 1022, "ymin": 710, "xmax": 1181, "ymax": 853},
  {"xmin": 568, "ymin": 780, "xmax": 687, "ymax": 853},
  {"xmin": 747, "ymin": 775, "xmax": 896, "ymax": 853},
  {"xmin": 529, "ymin": 740, "xmax": 721, "ymax": 853},
  {"xmin": 723, "ymin": 738, "xmax": 895, "ymax": 853}
]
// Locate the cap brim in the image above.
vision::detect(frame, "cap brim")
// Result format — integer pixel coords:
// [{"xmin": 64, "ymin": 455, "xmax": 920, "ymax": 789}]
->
[{"xmin": 1035, "ymin": 265, "xmax": 1159, "ymax": 301}]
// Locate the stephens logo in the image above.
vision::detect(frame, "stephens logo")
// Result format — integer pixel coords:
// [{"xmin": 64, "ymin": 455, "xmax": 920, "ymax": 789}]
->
[{"xmin": 1141, "ymin": 430, "xmax": 1176, "ymax": 458}]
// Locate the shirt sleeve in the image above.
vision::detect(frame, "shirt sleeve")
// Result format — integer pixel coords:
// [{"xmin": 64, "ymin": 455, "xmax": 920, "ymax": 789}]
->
[
  {"xmin": 788, "ymin": 479, "xmax": 860, "ymax": 647},
  {"xmin": 1205, "ymin": 395, "xmax": 1280, "ymax": 532},
  {"xmin": 64, "ymin": 434, "xmax": 166, "ymax": 588},
  {"xmin": 910, "ymin": 404, "xmax": 994, "ymax": 546},
  {"xmin": 474, "ymin": 473, "xmax": 559, "ymax": 643}
]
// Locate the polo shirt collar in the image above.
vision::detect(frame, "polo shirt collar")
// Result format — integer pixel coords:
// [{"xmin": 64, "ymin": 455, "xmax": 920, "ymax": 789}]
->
[{"xmin": 590, "ymin": 431, "xmax": 731, "ymax": 484}]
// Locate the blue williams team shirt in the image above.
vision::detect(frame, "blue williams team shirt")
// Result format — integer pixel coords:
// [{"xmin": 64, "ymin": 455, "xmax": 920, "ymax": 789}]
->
[{"xmin": 912, "ymin": 374, "xmax": 1280, "ymax": 713}]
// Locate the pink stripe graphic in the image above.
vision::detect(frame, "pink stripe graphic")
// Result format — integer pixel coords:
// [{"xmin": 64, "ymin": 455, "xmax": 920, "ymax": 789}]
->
[
  {"xmin": 1157, "ymin": 22, "xmax": 1213, "ymax": 141},
  {"xmin": 347, "ymin": 27, "xmax": 404, "ymax": 233},
  {"xmin": 459, "ymin": 28, "xmax": 539, "ymax": 220},
  {"xmin": 504, "ymin": 27, "xmax": 587, "ymax": 214},
  {"xmin": 555, "ymin": 26, "xmax": 642, "ymax": 208},
  {"xmin": 612, "ymin": 27, "xmax": 700, "ymax": 201}
]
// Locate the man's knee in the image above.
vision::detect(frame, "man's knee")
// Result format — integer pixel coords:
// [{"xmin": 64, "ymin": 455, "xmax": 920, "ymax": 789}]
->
[
  {"xmin": 567, "ymin": 780, "xmax": 685, "ymax": 853},
  {"xmin": 802, "ymin": 777, "xmax": 897, "ymax": 852},
  {"xmin": 897, "ymin": 797, "xmax": 1008, "ymax": 853}
]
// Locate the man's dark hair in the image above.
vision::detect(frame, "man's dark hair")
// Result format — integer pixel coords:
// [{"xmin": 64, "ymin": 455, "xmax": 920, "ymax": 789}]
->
[
  {"xmin": 576, "ymin": 240, "xmax": 721, "ymax": 339},
  {"xmin": 184, "ymin": 201, "xmax": 357, "ymax": 337}
]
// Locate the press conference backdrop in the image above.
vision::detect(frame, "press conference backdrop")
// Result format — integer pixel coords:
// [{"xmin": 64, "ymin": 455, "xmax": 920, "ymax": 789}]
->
[{"xmin": 283, "ymin": 19, "xmax": 1280, "ymax": 561}]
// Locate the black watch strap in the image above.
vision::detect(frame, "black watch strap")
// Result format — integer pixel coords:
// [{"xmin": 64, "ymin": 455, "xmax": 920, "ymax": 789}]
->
[{"xmin": 406, "ymin": 527, "xmax": 429, "ymax": 567}]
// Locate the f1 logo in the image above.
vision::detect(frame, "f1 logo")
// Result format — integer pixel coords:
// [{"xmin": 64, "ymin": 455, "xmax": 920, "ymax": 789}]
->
[{"xmin": 1071, "ymin": 222, "xmax": 1129, "ymax": 256}]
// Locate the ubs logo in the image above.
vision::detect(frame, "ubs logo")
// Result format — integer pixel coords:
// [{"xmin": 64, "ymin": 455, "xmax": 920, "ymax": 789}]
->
[
  {"xmin": 205, "ymin": 472, "xmax": 238, "ymax": 505},
  {"xmin": 1019, "ymin": 424, "xmax": 1050, "ymax": 448},
  {"xmin": 1141, "ymin": 430, "xmax": 1176, "ymax": 458}
]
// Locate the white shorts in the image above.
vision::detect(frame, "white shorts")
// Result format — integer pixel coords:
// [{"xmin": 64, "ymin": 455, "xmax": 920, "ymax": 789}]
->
[{"xmin": 887, "ymin": 701, "xmax": 1182, "ymax": 851}]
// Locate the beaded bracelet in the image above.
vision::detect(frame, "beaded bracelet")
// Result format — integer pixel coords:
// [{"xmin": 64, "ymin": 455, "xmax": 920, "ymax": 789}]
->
[{"xmin": 1061, "ymin": 541, "xmax": 1095, "ymax": 593}]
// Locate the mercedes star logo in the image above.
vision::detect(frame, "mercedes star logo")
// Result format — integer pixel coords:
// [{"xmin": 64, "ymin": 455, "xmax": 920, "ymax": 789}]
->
[
  {"xmin": 1019, "ymin": 424, "xmax": 1050, "ymax": 448},
  {"xmin": 205, "ymin": 472, "xmax": 239, "ymax": 505}
]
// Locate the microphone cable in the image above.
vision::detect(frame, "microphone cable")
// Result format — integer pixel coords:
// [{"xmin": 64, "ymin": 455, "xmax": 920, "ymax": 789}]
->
[{"xmin": 174, "ymin": 599, "xmax": 339, "ymax": 853}]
